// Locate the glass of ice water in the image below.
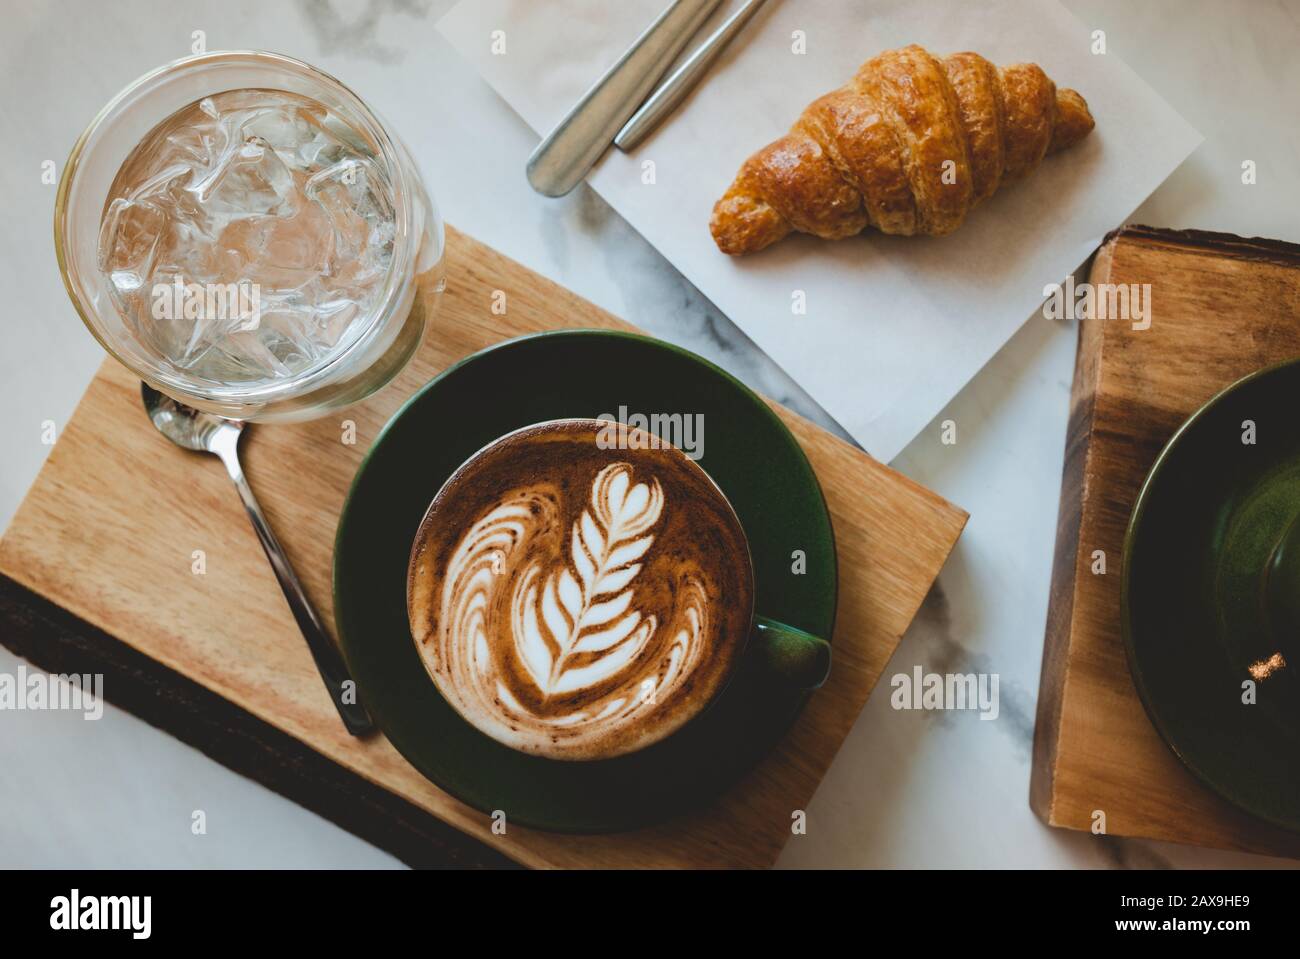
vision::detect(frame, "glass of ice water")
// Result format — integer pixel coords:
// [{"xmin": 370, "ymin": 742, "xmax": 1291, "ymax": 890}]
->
[{"xmin": 55, "ymin": 51, "xmax": 444, "ymax": 422}]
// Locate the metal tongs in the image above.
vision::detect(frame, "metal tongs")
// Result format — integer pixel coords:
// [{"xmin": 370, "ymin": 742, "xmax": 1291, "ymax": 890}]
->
[{"xmin": 526, "ymin": 0, "xmax": 769, "ymax": 197}]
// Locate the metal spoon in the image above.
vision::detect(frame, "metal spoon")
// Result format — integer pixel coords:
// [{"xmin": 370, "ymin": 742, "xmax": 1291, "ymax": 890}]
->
[{"xmin": 141, "ymin": 383, "xmax": 373, "ymax": 736}]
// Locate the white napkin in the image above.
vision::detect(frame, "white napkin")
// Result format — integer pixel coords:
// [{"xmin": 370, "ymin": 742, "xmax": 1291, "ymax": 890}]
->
[{"xmin": 438, "ymin": 0, "xmax": 1200, "ymax": 461}]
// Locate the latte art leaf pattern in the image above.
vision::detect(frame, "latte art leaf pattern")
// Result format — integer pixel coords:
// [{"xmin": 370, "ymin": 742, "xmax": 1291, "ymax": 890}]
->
[
  {"xmin": 411, "ymin": 422, "xmax": 750, "ymax": 761},
  {"xmin": 514, "ymin": 464, "xmax": 663, "ymax": 696}
]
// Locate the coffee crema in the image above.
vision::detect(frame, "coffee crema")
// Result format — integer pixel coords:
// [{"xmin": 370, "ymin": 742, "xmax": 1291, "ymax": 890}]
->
[{"xmin": 408, "ymin": 419, "xmax": 753, "ymax": 760}]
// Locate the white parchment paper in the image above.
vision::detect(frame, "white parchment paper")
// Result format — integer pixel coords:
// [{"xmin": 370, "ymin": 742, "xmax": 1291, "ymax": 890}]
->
[{"xmin": 438, "ymin": 0, "xmax": 1200, "ymax": 460}]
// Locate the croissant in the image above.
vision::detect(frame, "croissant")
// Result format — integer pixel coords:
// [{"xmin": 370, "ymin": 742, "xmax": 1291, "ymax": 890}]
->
[{"xmin": 710, "ymin": 44, "xmax": 1095, "ymax": 255}]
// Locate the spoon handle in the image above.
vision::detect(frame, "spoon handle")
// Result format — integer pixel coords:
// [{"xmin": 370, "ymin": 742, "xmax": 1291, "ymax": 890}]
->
[
  {"xmin": 213, "ymin": 431, "xmax": 374, "ymax": 737},
  {"xmin": 525, "ymin": 0, "xmax": 724, "ymax": 196},
  {"xmin": 614, "ymin": 0, "xmax": 768, "ymax": 151}
]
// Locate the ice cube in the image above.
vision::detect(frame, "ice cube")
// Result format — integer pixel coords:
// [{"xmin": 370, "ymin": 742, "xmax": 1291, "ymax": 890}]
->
[
  {"xmin": 127, "ymin": 162, "xmax": 191, "ymax": 203},
  {"xmin": 131, "ymin": 273, "xmax": 221, "ymax": 371},
  {"xmin": 305, "ymin": 158, "xmax": 394, "ymax": 283},
  {"xmin": 309, "ymin": 298, "xmax": 361, "ymax": 349},
  {"xmin": 193, "ymin": 329, "xmax": 294, "ymax": 382},
  {"xmin": 99, "ymin": 90, "xmax": 397, "ymax": 388},
  {"xmin": 97, "ymin": 198, "xmax": 165, "ymax": 293},
  {"xmin": 242, "ymin": 103, "xmax": 322, "ymax": 155},
  {"xmin": 215, "ymin": 195, "xmax": 332, "ymax": 291},
  {"xmin": 307, "ymin": 157, "xmax": 394, "ymax": 222},
  {"xmin": 190, "ymin": 135, "xmax": 295, "ymax": 218},
  {"xmin": 163, "ymin": 128, "xmax": 210, "ymax": 167},
  {"xmin": 214, "ymin": 309, "xmax": 331, "ymax": 380},
  {"xmin": 223, "ymin": 98, "xmax": 333, "ymax": 168}
]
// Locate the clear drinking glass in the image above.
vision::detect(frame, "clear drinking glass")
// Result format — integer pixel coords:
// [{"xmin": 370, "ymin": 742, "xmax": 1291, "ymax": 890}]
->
[{"xmin": 55, "ymin": 51, "xmax": 444, "ymax": 422}]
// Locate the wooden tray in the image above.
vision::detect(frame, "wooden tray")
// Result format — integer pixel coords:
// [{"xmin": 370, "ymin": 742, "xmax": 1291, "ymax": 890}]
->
[
  {"xmin": 1031, "ymin": 224, "xmax": 1300, "ymax": 858},
  {"xmin": 0, "ymin": 226, "xmax": 966, "ymax": 868}
]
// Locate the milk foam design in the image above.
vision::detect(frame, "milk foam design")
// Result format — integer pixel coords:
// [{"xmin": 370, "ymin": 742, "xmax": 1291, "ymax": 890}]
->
[
  {"xmin": 432, "ymin": 463, "xmax": 710, "ymax": 757},
  {"xmin": 514, "ymin": 463, "xmax": 661, "ymax": 695}
]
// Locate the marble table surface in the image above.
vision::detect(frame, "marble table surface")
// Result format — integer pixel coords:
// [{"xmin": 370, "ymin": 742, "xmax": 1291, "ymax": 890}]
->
[{"xmin": 2, "ymin": 0, "xmax": 1298, "ymax": 868}]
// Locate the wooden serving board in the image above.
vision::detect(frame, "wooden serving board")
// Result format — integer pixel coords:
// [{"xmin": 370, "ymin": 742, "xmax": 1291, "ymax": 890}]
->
[
  {"xmin": 1031, "ymin": 225, "xmax": 1300, "ymax": 858},
  {"xmin": 0, "ymin": 226, "xmax": 966, "ymax": 868}
]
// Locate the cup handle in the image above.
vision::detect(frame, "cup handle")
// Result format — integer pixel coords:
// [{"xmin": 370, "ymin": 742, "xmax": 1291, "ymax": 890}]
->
[{"xmin": 750, "ymin": 616, "xmax": 832, "ymax": 690}]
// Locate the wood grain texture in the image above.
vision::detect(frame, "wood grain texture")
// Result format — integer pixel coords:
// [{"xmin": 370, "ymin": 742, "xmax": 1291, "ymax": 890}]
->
[
  {"xmin": 1031, "ymin": 225, "xmax": 1300, "ymax": 858},
  {"xmin": 0, "ymin": 225, "xmax": 966, "ymax": 868}
]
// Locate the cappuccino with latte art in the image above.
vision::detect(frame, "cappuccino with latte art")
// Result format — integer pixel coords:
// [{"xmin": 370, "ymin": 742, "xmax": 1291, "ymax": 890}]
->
[{"xmin": 408, "ymin": 419, "xmax": 753, "ymax": 760}]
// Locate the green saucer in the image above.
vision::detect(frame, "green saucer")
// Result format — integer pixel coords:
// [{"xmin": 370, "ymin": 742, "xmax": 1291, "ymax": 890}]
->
[
  {"xmin": 333, "ymin": 330, "xmax": 837, "ymax": 832},
  {"xmin": 1124, "ymin": 357, "xmax": 1300, "ymax": 833}
]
